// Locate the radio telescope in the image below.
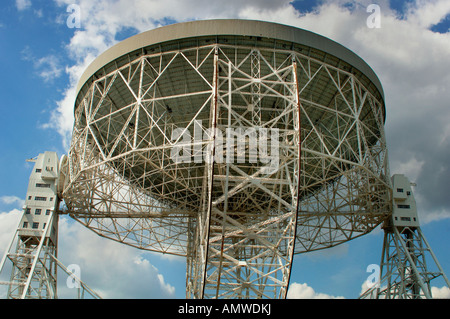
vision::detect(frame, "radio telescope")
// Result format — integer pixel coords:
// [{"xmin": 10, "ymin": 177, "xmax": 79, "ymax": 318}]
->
[{"xmin": 1, "ymin": 19, "xmax": 447, "ymax": 299}]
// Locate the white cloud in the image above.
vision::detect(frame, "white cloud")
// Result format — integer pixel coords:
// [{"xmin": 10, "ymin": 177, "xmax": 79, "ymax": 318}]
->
[
  {"xmin": 56, "ymin": 216, "xmax": 176, "ymax": 298},
  {"xmin": 404, "ymin": 0, "xmax": 450, "ymax": 29},
  {"xmin": 287, "ymin": 282, "xmax": 345, "ymax": 299},
  {"xmin": 34, "ymin": 9, "xmax": 43, "ymax": 18},
  {"xmin": 21, "ymin": 47, "xmax": 63, "ymax": 83},
  {"xmin": 42, "ymin": 83, "xmax": 76, "ymax": 150},
  {"xmin": 0, "ymin": 209, "xmax": 21, "ymax": 254},
  {"xmin": 0, "ymin": 196, "xmax": 24, "ymax": 207},
  {"xmin": 0, "ymin": 209, "xmax": 176, "ymax": 299},
  {"xmin": 431, "ymin": 286, "xmax": 450, "ymax": 299},
  {"xmin": 16, "ymin": 0, "xmax": 32, "ymax": 11},
  {"xmin": 419, "ymin": 207, "xmax": 450, "ymax": 224},
  {"xmin": 359, "ymin": 280, "xmax": 372, "ymax": 297},
  {"xmin": 391, "ymin": 158, "xmax": 424, "ymax": 184},
  {"xmin": 35, "ymin": 55, "xmax": 63, "ymax": 82}
]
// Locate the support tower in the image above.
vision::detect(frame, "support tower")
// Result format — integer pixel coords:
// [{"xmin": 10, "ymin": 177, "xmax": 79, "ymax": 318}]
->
[{"xmin": 360, "ymin": 174, "xmax": 450, "ymax": 298}]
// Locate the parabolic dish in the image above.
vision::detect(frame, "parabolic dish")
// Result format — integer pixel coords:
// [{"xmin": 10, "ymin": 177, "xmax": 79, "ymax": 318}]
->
[{"xmin": 61, "ymin": 19, "xmax": 391, "ymax": 257}]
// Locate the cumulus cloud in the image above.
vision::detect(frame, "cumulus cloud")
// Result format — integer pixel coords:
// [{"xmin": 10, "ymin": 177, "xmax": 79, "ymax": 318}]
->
[
  {"xmin": 431, "ymin": 286, "xmax": 450, "ymax": 299},
  {"xmin": 404, "ymin": 0, "xmax": 450, "ymax": 29},
  {"xmin": 0, "ymin": 196, "xmax": 24, "ymax": 207},
  {"xmin": 287, "ymin": 282, "xmax": 345, "ymax": 299},
  {"xmin": 0, "ymin": 209, "xmax": 21, "ymax": 253},
  {"xmin": 0, "ymin": 209, "xmax": 176, "ymax": 299},
  {"xmin": 21, "ymin": 47, "xmax": 63, "ymax": 83},
  {"xmin": 56, "ymin": 216, "xmax": 177, "ymax": 298},
  {"xmin": 16, "ymin": 0, "xmax": 32, "ymax": 11},
  {"xmin": 34, "ymin": 55, "xmax": 63, "ymax": 82}
]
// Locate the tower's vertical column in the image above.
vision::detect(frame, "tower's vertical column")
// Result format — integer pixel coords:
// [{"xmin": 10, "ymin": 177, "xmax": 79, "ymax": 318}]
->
[
  {"xmin": 186, "ymin": 47, "xmax": 219, "ymax": 299},
  {"xmin": 198, "ymin": 48, "xmax": 300, "ymax": 299}
]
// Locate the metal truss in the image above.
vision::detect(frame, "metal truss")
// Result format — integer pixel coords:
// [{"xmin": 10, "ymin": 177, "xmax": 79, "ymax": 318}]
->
[
  {"xmin": 186, "ymin": 48, "xmax": 300, "ymax": 298},
  {"xmin": 0, "ymin": 211, "xmax": 100, "ymax": 299},
  {"xmin": 360, "ymin": 224, "xmax": 450, "ymax": 299},
  {"xmin": 62, "ymin": 40, "xmax": 391, "ymax": 298},
  {"xmin": 0, "ymin": 213, "xmax": 58, "ymax": 299},
  {"xmin": 0, "ymin": 152, "xmax": 100, "ymax": 299}
]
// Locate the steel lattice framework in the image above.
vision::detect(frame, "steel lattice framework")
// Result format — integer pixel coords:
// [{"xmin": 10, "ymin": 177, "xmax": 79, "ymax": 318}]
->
[
  {"xmin": 56, "ymin": 20, "xmax": 391, "ymax": 298},
  {"xmin": 359, "ymin": 174, "xmax": 450, "ymax": 299},
  {"xmin": 0, "ymin": 152, "xmax": 100, "ymax": 299},
  {"xmin": 4, "ymin": 217, "xmax": 58, "ymax": 299},
  {"xmin": 360, "ymin": 226, "xmax": 449, "ymax": 299}
]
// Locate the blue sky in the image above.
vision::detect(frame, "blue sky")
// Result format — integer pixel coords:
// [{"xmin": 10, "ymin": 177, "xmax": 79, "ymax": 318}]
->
[{"xmin": 1, "ymin": 0, "xmax": 450, "ymax": 299}]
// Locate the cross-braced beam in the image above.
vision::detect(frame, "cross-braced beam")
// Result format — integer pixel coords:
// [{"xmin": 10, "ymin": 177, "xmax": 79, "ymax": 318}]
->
[{"xmin": 186, "ymin": 48, "xmax": 301, "ymax": 298}]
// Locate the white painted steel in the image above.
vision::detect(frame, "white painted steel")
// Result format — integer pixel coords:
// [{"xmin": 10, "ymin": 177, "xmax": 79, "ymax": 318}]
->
[{"xmin": 64, "ymin": 20, "xmax": 391, "ymax": 298}]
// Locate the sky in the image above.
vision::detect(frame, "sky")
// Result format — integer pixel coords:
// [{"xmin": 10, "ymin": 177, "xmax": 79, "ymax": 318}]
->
[{"xmin": 0, "ymin": 0, "xmax": 450, "ymax": 299}]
